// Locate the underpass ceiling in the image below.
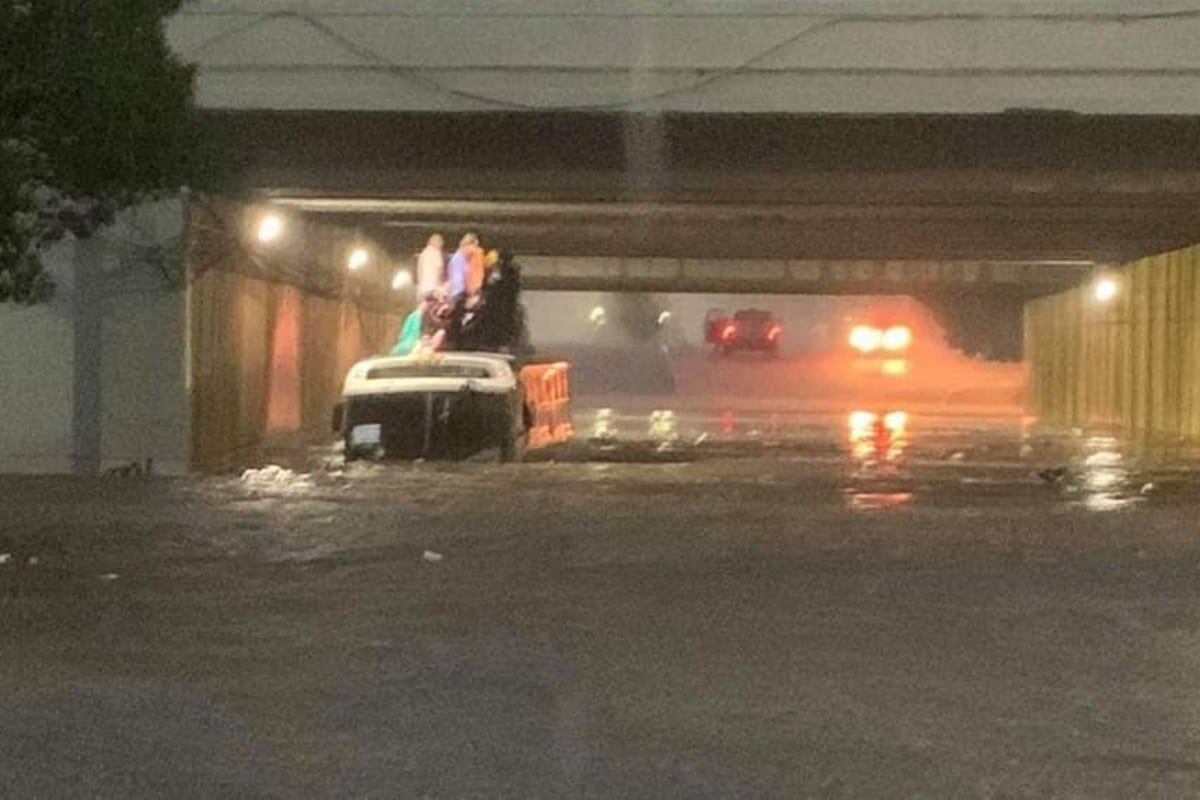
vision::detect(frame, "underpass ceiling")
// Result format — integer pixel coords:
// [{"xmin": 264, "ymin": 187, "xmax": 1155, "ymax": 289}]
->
[{"xmin": 208, "ymin": 111, "xmax": 1200, "ymax": 264}]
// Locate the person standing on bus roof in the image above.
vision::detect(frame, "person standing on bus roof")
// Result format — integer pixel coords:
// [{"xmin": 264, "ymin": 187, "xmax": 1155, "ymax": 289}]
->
[
  {"xmin": 447, "ymin": 232, "xmax": 483, "ymax": 297},
  {"xmin": 481, "ymin": 249, "xmax": 522, "ymax": 351},
  {"xmin": 416, "ymin": 234, "xmax": 445, "ymax": 296}
]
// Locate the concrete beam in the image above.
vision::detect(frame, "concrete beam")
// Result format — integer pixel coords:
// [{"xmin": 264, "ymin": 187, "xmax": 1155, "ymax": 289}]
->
[{"xmin": 514, "ymin": 256, "xmax": 1091, "ymax": 298}]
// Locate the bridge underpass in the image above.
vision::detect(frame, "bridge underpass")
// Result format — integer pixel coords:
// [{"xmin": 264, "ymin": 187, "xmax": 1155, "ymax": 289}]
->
[
  {"xmin": 266, "ymin": 193, "xmax": 1097, "ymax": 359},
  {"xmin": 217, "ymin": 111, "xmax": 1200, "ymax": 359},
  {"xmin": 176, "ymin": 3, "xmax": 1200, "ymax": 440},
  {"xmin": 233, "ymin": 112, "xmax": 1200, "ymax": 261}
]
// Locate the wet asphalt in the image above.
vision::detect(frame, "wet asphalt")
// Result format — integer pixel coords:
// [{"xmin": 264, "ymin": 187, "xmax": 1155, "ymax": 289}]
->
[{"xmin": 4, "ymin": 395, "xmax": 1200, "ymax": 798}]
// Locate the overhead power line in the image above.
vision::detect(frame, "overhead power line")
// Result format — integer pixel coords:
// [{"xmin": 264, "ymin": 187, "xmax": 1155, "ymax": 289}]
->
[{"xmin": 177, "ymin": 6, "xmax": 1200, "ymax": 111}]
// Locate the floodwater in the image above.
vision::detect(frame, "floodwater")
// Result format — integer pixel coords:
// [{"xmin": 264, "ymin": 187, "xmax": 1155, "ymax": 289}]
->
[{"xmin": 5, "ymin": 352, "xmax": 1200, "ymax": 798}]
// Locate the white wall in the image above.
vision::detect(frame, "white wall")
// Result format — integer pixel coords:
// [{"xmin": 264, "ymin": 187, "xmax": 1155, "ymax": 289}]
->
[
  {"xmin": 0, "ymin": 240, "xmax": 77, "ymax": 473},
  {"xmin": 97, "ymin": 291, "xmax": 190, "ymax": 473},
  {"xmin": 170, "ymin": 0, "xmax": 1200, "ymax": 114},
  {"xmin": 0, "ymin": 199, "xmax": 191, "ymax": 475}
]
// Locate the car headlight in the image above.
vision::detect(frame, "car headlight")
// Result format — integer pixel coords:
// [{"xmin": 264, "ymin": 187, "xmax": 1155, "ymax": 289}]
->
[
  {"xmin": 882, "ymin": 326, "xmax": 912, "ymax": 351},
  {"xmin": 849, "ymin": 326, "xmax": 882, "ymax": 354}
]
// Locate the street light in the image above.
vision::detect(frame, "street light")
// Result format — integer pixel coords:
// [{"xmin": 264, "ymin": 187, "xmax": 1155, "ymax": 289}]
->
[
  {"xmin": 391, "ymin": 270, "xmax": 413, "ymax": 291},
  {"xmin": 348, "ymin": 247, "xmax": 370, "ymax": 271},
  {"xmin": 256, "ymin": 213, "xmax": 283, "ymax": 244},
  {"xmin": 1094, "ymin": 277, "xmax": 1119, "ymax": 304}
]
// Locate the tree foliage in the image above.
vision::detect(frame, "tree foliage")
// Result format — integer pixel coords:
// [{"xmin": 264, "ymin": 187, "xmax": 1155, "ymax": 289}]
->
[{"xmin": 1, "ymin": 0, "xmax": 199, "ymax": 303}]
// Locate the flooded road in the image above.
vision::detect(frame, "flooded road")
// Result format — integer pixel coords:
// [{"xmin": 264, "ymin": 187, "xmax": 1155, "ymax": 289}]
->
[{"xmin": 5, "ymin": 390, "xmax": 1200, "ymax": 797}]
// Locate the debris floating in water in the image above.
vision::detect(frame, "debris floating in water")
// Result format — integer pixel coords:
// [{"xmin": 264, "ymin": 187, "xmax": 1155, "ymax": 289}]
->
[
  {"xmin": 98, "ymin": 573, "xmax": 119, "ymax": 582},
  {"xmin": 422, "ymin": 550, "xmax": 444, "ymax": 563},
  {"xmin": 240, "ymin": 465, "xmax": 314, "ymax": 490},
  {"xmin": 241, "ymin": 465, "xmax": 297, "ymax": 484},
  {"xmin": 1037, "ymin": 467, "xmax": 1069, "ymax": 484}
]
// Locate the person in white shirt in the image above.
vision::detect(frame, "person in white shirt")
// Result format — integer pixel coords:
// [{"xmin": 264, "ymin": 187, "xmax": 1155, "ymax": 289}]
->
[{"xmin": 416, "ymin": 233, "xmax": 445, "ymax": 296}]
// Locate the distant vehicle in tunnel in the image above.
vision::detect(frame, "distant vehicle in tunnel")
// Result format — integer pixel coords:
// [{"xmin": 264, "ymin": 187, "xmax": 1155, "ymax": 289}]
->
[
  {"xmin": 705, "ymin": 308, "xmax": 782, "ymax": 356},
  {"xmin": 845, "ymin": 318, "xmax": 915, "ymax": 376},
  {"xmin": 848, "ymin": 322, "xmax": 913, "ymax": 356}
]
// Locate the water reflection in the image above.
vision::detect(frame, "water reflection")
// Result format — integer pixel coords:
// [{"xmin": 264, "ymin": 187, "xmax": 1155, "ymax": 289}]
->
[
  {"xmin": 848, "ymin": 491, "xmax": 914, "ymax": 511},
  {"xmin": 847, "ymin": 409, "xmax": 908, "ymax": 464},
  {"xmin": 721, "ymin": 410, "xmax": 735, "ymax": 437},
  {"xmin": 1078, "ymin": 435, "xmax": 1142, "ymax": 512},
  {"xmin": 591, "ymin": 408, "xmax": 618, "ymax": 442},
  {"xmin": 649, "ymin": 409, "xmax": 679, "ymax": 442}
]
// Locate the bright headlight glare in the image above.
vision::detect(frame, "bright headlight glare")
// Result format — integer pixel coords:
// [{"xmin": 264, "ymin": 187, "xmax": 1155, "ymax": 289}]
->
[
  {"xmin": 849, "ymin": 326, "xmax": 882, "ymax": 353},
  {"xmin": 882, "ymin": 326, "xmax": 912, "ymax": 351}
]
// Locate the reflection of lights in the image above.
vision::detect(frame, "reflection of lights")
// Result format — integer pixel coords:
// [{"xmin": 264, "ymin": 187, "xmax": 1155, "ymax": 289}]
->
[
  {"xmin": 767, "ymin": 324, "xmax": 782, "ymax": 341},
  {"xmin": 348, "ymin": 247, "xmax": 370, "ymax": 271},
  {"xmin": 882, "ymin": 326, "xmax": 912, "ymax": 351},
  {"xmin": 589, "ymin": 306, "xmax": 607, "ymax": 326},
  {"xmin": 657, "ymin": 311, "xmax": 672, "ymax": 326},
  {"xmin": 592, "ymin": 408, "xmax": 617, "ymax": 441},
  {"xmin": 848, "ymin": 491, "xmax": 914, "ymax": 511},
  {"xmin": 1093, "ymin": 277, "xmax": 1119, "ymax": 304},
  {"xmin": 1086, "ymin": 469, "xmax": 1122, "ymax": 492},
  {"xmin": 391, "ymin": 270, "xmax": 413, "ymax": 290},
  {"xmin": 1085, "ymin": 494, "xmax": 1135, "ymax": 512},
  {"xmin": 849, "ymin": 410, "xmax": 876, "ymax": 435},
  {"xmin": 256, "ymin": 214, "xmax": 283, "ymax": 244},
  {"xmin": 649, "ymin": 409, "xmax": 678, "ymax": 441},
  {"xmin": 849, "ymin": 325, "xmax": 881, "ymax": 353},
  {"xmin": 881, "ymin": 359, "xmax": 908, "ymax": 377},
  {"xmin": 1079, "ymin": 437, "xmax": 1141, "ymax": 512},
  {"xmin": 848, "ymin": 409, "xmax": 908, "ymax": 463},
  {"xmin": 722, "ymin": 323, "xmax": 737, "ymax": 340},
  {"xmin": 1084, "ymin": 451, "xmax": 1121, "ymax": 469}
]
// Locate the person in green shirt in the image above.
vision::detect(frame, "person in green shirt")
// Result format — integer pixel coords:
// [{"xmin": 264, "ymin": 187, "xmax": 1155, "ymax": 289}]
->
[
  {"xmin": 390, "ymin": 294, "xmax": 434, "ymax": 356},
  {"xmin": 389, "ymin": 311, "xmax": 422, "ymax": 356}
]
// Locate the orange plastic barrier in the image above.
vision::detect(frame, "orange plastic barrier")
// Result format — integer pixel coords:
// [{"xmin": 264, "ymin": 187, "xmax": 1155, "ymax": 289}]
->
[{"xmin": 519, "ymin": 361, "xmax": 573, "ymax": 449}]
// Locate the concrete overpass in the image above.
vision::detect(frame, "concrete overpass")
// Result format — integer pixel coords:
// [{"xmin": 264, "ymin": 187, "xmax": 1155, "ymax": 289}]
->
[
  {"xmin": 177, "ymin": 1, "xmax": 1200, "ymax": 359},
  {"xmin": 176, "ymin": 0, "xmax": 1200, "ymax": 267}
]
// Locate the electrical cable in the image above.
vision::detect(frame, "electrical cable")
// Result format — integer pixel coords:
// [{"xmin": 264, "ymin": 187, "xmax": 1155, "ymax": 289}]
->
[{"xmin": 177, "ymin": 5, "xmax": 1200, "ymax": 111}]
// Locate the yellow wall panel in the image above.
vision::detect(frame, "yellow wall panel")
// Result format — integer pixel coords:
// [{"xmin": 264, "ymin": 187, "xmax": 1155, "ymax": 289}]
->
[
  {"xmin": 1026, "ymin": 244, "xmax": 1200, "ymax": 444},
  {"xmin": 187, "ymin": 199, "xmax": 410, "ymax": 471}
]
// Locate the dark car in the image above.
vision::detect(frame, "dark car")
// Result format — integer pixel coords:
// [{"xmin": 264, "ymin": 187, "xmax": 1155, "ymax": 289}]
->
[{"xmin": 706, "ymin": 309, "xmax": 782, "ymax": 356}]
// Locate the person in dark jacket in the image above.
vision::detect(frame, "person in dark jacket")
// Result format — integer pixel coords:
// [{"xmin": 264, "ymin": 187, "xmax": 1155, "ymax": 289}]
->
[
  {"xmin": 442, "ymin": 291, "xmax": 487, "ymax": 352},
  {"xmin": 480, "ymin": 249, "xmax": 522, "ymax": 351}
]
